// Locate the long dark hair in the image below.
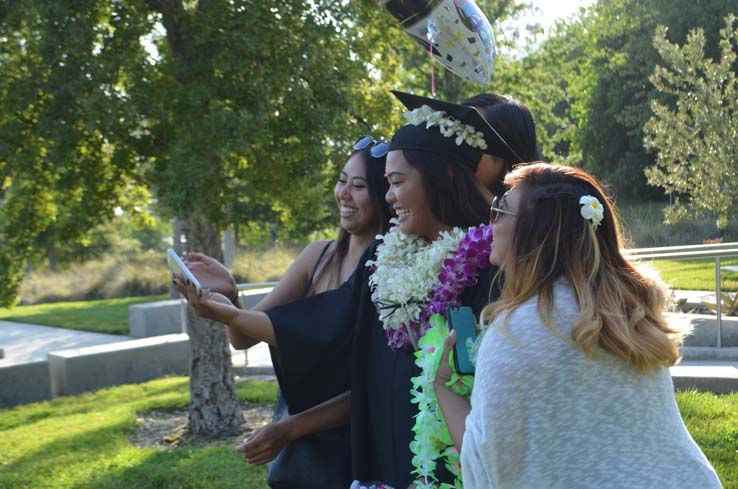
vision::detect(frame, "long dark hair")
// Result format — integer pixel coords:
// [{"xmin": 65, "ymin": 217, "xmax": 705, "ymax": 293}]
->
[
  {"xmin": 310, "ymin": 145, "xmax": 392, "ymax": 292},
  {"xmin": 463, "ymin": 93, "xmax": 541, "ymax": 198},
  {"xmin": 402, "ymin": 149, "xmax": 491, "ymax": 229}
]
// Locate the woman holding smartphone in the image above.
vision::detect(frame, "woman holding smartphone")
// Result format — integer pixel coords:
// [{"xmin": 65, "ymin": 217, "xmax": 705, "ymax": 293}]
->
[{"xmin": 176, "ymin": 137, "xmax": 392, "ymax": 489}]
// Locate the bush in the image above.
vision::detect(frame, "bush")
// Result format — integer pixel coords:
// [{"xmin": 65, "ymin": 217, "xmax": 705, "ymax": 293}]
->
[
  {"xmin": 617, "ymin": 200, "xmax": 738, "ymax": 248},
  {"xmin": 18, "ymin": 246, "xmax": 302, "ymax": 305},
  {"xmin": 20, "ymin": 251, "xmax": 171, "ymax": 305},
  {"xmin": 230, "ymin": 246, "xmax": 300, "ymax": 284}
]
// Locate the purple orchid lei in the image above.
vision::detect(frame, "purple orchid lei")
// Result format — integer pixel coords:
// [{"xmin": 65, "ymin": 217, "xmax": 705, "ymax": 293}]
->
[
  {"xmin": 421, "ymin": 224, "xmax": 494, "ymax": 333},
  {"xmin": 382, "ymin": 224, "xmax": 493, "ymax": 349}
]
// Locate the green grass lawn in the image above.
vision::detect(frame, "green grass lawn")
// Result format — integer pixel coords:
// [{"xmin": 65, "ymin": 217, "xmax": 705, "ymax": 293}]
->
[
  {"xmin": 0, "ymin": 377, "xmax": 735, "ymax": 488},
  {"xmin": 0, "ymin": 377, "xmax": 277, "ymax": 489},
  {"xmin": 0, "ymin": 295, "xmax": 169, "ymax": 335},
  {"xmin": 648, "ymin": 257, "xmax": 738, "ymax": 292}
]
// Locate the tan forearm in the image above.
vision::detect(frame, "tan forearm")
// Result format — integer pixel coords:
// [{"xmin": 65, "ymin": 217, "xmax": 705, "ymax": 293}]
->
[
  {"xmin": 434, "ymin": 381, "xmax": 471, "ymax": 453},
  {"xmin": 226, "ymin": 296, "xmax": 261, "ymax": 349},
  {"xmin": 227, "ymin": 308, "xmax": 277, "ymax": 346},
  {"xmin": 285, "ymin": 391, "xmax": 351, "ymax": 441}
]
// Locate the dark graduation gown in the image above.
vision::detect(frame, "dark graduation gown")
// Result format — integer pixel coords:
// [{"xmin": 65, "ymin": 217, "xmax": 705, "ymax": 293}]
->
[{"xmin": 350, "ymin": 261, "xmax": 498, "ymax": 488}]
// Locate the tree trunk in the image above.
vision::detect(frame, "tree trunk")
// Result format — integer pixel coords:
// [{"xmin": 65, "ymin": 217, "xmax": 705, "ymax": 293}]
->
[
  {"xmin": 223, "ymin": 228, "xmax": 235, "ymax": 269},
  {"xmin": 183, "ymin": 213, "xmax": 243, "ymax": 434},
  {"xmin": 47, "ymin": 246, "xmax": 57, "ymax": 273}
]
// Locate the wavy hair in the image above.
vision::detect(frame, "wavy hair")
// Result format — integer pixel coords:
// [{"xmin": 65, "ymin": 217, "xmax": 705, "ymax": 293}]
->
[{"xmin": 481, "ymin": 163, "xmax": 683, "ymax": 373}]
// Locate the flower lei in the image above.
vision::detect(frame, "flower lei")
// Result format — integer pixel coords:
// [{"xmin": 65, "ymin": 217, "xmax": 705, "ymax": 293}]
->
[
  {"xmin": 403, "ymin": 105, "xmax": 488, "ymax": 151},
  {"xmin": 367, "ymin": 222, "xmax": 494, "ymax": 487},
  {"xmin": 410, "ymin": 225, "xmax": 493, "ymax": 488},
  {"xmin": 366, "ymin": 221, "xmax": 466, "ymax": 350}
]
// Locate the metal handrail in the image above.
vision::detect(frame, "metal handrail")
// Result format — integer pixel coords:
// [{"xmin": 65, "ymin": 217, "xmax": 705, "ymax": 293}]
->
[
  {"xmin": 623, "ymin": 242, "xmax": 738, "ymax": 348},
  {"xmin": 237, "ymin": 281, "xmax": 278, "ymax": 291},
  {"xmin": 623, "ymin": 242, "xmax": 738, "ymax": 255}
]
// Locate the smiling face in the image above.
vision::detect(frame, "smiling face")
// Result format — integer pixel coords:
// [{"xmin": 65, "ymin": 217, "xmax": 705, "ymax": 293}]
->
[
  {"xmin": 489, "ymin": 186, "xmax": 523, "ymax": 268},
  {"xmin": 384, "ymin": 150, "xmax": 446, "ymax": 241},
  {"xmin": 334, "ymin": 153, "xmax": 378, "ymax": 237}
]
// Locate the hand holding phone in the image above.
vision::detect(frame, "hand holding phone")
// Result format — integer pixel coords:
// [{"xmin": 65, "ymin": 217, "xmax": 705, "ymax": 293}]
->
[
  {"xmin": 167, "ymin": 248, "xmax": 202, "ymax": 296},
  {"xmin": 448, "ymin": 306, "xmax": 477, "ymax": 375}
]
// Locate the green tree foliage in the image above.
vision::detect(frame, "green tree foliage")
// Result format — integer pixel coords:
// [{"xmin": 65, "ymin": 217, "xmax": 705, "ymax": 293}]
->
[
  {"xmin": 644, "ymin": 15, "xmax": 738, "ymax": 229},
  {"xmin": 564, "ymin": 0, "xmax": 736, "ymax": 197},
  {"xmin": 492, "ymin": 14, "xmax": 591, "ymax": 162},
  {"xmin": 0, "ymin": 1, "xmax": 153, "ymax": 306},
  {"xmin": 0, "ymin": 0, "xmax": 415, "ymax": 434},
  {"xmin": 0, "ymin": 1, "xmax": 411, "ymax": 306}
]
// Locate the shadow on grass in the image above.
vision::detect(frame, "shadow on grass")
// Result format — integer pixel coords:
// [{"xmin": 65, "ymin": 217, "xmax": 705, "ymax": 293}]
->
[
  {"xmin": 1, "ymin": 419, "xmax": 135, "ymax": 486},
  {"xmin": 0, "ymin": 378, "xmax": 190, "ymax": 431},
  {"xmin": 73, "ymin": 444, "xmax": 269, "ymax": 489}
]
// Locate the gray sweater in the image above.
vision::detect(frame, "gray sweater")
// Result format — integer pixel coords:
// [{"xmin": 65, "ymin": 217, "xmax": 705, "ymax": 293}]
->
[{"xmin": 460, "ymin": 283, "xmax": 722, "ymax": 488}]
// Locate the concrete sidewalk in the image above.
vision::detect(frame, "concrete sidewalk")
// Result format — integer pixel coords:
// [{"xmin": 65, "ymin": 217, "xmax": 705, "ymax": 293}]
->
[
  {"xmin": 2, "ymin": 319, "xmax": 738, "ymax": 394},
  {"xmin": 0, "ymin": 320, "xmax": 130, "ymax": 365}
]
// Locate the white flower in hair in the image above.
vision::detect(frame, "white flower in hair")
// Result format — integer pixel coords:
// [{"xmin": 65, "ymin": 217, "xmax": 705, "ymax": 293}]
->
[
  {"xmin": 579, "ymin": 195, "xmax": 604, "ymax": 227},
  {"xmin": 402, "ymin": 104, "xmax": 488, "ymax": 151}
]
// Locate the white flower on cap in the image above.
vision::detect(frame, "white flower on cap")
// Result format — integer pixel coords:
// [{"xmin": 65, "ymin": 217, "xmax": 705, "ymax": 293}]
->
[
  {"xmin": 579, "ymin": 195, "xmax": 605, "ymax": 228},
  {"xmin": 403, "ymin": 104, "xmax": 488, "ymax": 151}
]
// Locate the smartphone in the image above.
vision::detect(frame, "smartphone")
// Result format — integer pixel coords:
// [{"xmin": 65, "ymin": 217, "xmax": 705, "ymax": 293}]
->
[
  {"xmin": 448, "ymin": 306, "xmax": 477, "ymax": 375},
  {"xmin": 166, "ymin": 248, "xmax": 202, "ymax": 296}
]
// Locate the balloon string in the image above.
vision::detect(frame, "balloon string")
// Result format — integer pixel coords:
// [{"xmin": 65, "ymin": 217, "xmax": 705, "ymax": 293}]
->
[{"xmin": 429, "ymin": 39, "xmax": 435, "ymax": 97}]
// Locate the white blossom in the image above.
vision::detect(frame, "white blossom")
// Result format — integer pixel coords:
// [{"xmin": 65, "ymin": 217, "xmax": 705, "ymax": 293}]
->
[
  {"xmin": 402, "ymin": 105, "xmax": 488, "ymax": 151},
  {"xmin": 579, "ymin": 195, "xmax": 605, "ymax": 227}
]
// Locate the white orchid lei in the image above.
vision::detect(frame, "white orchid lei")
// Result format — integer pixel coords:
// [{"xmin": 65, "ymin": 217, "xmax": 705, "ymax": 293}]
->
[
  {"xmin": 367, "ymin": 222, "xmax": 494, "ymax": 488},
  {"xmin": 404, "ymin": 105, "xmax": 488, "ymax": 151},
  {"xmin": 366, "ymin": 220, "xmax": 466, "ymax": 350}
]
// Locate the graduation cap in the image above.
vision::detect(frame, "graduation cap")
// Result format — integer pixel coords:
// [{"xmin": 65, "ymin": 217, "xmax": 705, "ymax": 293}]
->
[{"xmin": 389, "ymin": 90, "xmax": 523, "ymax": 171}]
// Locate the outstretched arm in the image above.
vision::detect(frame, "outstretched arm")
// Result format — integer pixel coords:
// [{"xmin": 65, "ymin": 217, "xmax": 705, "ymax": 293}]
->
[
  {"xmin": 181, "ymin": 241, "xmax": 332, "ymax": 350},
  {"xmin": 175, "ymin": 276, "xmax": 277, "ymax": 346},
  {"xmin": 237, "ymin": 391, "xmax": 351, "ymax": 465}
]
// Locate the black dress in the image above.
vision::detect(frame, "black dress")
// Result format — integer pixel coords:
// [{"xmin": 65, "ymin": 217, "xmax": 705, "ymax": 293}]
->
[{"xmin": 264, "ymin": 244, "xmax": 376, "ymax": 489}]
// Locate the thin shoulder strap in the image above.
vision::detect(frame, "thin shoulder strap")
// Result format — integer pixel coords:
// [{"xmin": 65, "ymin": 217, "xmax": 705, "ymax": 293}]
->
[{"xmin": 306, "ymin": 240, "xmax": 333, "ymax": 293}]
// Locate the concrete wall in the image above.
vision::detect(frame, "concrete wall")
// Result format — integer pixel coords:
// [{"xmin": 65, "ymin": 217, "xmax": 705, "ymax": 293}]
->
[
  {"xmin": 128, "ymin": 289, "xmax": 272, "ymax": 338},
  {"xmin": 0, "ymin": 360, "xmax": 52, "ymax": 408},
  {"xmin": 666, "ymin": 312, "xmax": 738, "ymax": 347},
  {"xmin": 128, "ymin": 299, "xmax": 183, "ymax": 338},
  {"xmin": 238, "ymin": 288, "xmax": 272, "ymax": 309},
  {"xmin": 48, "ymin": 334, "xmax": 190, "ymax": 397}
]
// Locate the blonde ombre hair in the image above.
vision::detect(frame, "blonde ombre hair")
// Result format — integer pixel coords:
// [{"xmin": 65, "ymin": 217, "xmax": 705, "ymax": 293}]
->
[{"xmin": 481, "ymin": 163, "xmax": 684, "ymax": 373}]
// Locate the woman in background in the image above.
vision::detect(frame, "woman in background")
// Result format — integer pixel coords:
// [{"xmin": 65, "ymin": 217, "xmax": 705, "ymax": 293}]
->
[{"xmin": 177, "ymin": 136, "xmax": 392, "ymax": 489}]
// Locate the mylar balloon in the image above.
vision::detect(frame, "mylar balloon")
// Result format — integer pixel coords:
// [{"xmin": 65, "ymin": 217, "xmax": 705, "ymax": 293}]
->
[{"xmin": 378, "ymin": 0, "xmax": 496, "ymax": 84}]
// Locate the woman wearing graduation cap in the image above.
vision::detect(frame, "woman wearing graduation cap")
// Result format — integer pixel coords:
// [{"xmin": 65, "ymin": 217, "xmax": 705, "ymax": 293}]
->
[
  {"xmin": 347, "ymin": 91, "xmax": 510, "ymax": 488},
  {"xmin": 182, "ymin": 91, "xmax": 540, "ymax": 488}
]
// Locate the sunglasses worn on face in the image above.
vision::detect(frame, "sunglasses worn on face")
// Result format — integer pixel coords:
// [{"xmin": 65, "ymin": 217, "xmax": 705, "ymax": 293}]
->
[
  {"xmin": 490, "ymin": 195, "xmax": 517, "ymax": 224},
  {"xmin": 354, "ymin": 135, "xmax": 390, "ymax": 159}
]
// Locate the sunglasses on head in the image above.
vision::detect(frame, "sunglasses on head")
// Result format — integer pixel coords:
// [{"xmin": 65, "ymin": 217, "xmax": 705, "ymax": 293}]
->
[{"xmin": 354, "ymin": 135, "xmax": 390, "ymax": 159}]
